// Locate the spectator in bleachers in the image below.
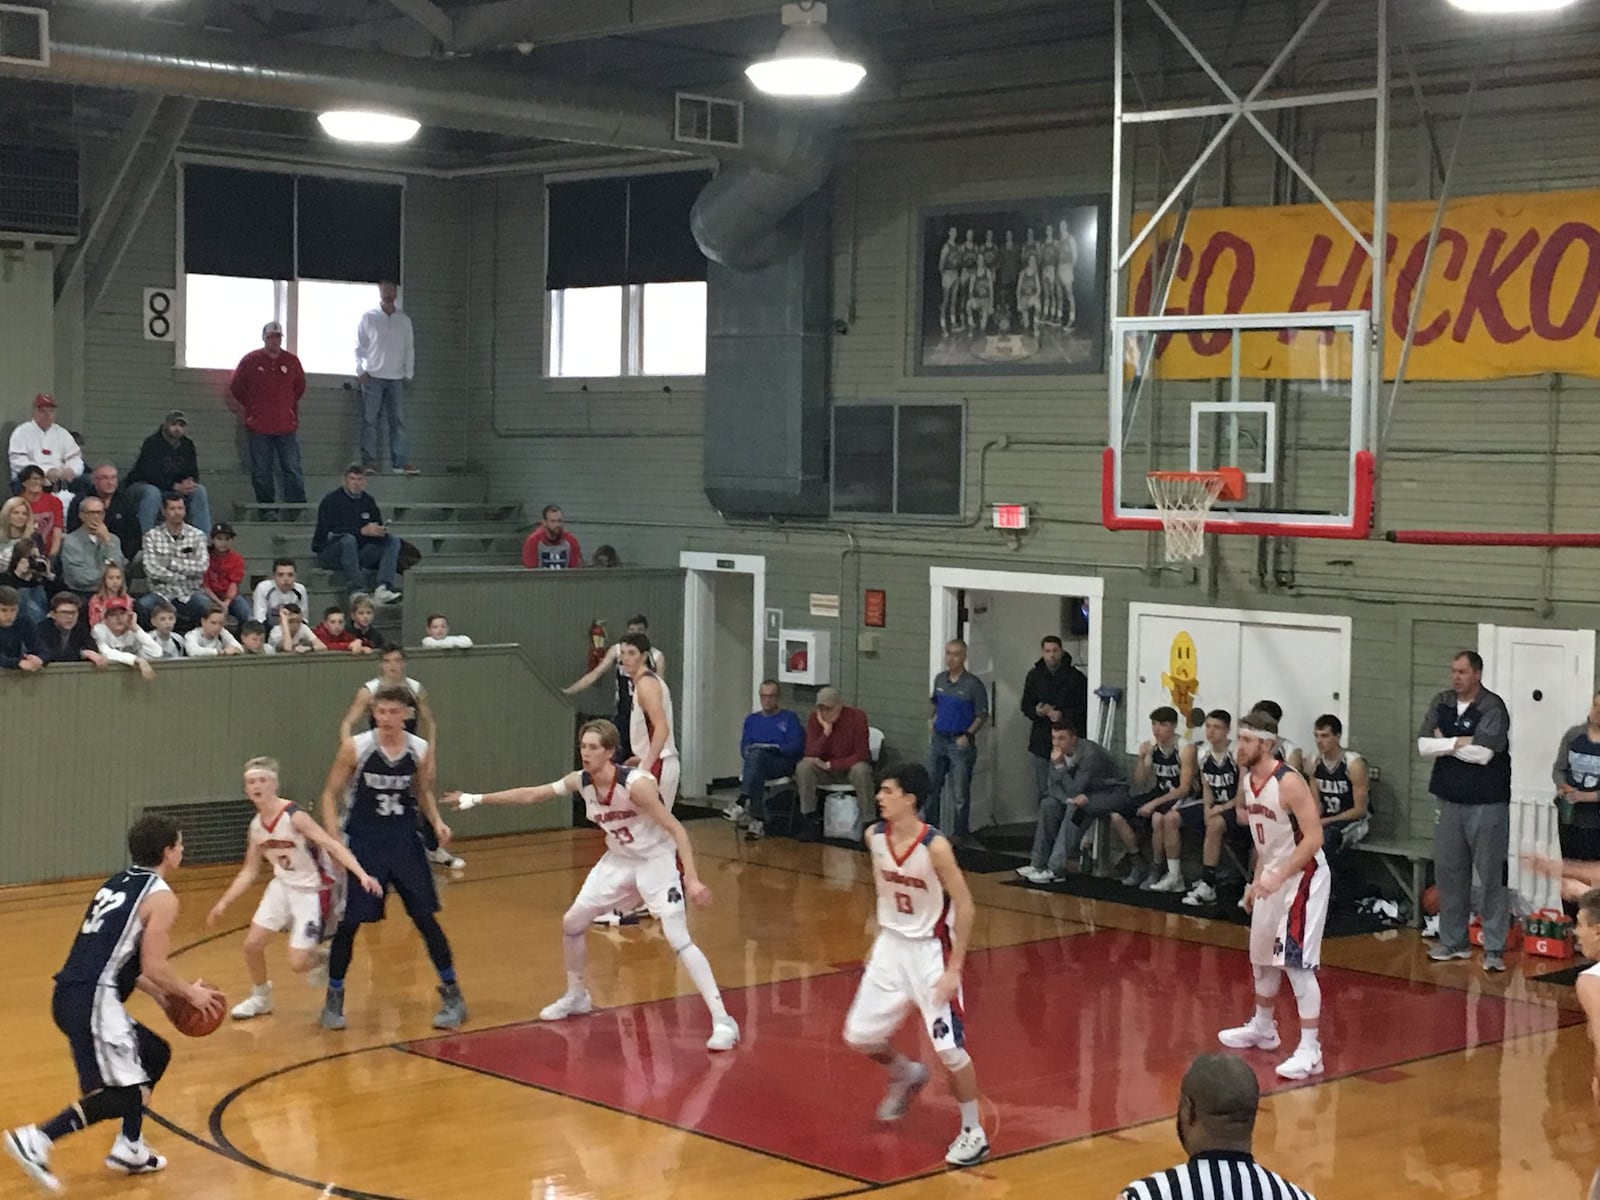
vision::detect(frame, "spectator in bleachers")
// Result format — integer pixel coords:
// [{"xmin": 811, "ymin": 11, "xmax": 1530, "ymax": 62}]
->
[
  {"xmin": 7, "ymin": 393, "xmax": 82, "ymax": 490},
  {"xmin": 1020, "ymin": 634, "xmax": 1089, "ymax": 803},
  {"xmin": 92, "ymin": 597, "xmax": 158, "ymax": 679},
  {"xmin": 313, "ymin": 605, "xmax": 371, "ymax": 654},
  {"xmin": 252, "ymin": 557, "xmax": 309, "ymax": 627},
  {"xmin": 66, "ymin": 463, "xmax": 142, "ymax": 561},
  {"xmin": 127, "ymin": 410, "xmax": 211, "ymax": 536},
  {"xmin": 1311, "ymin": 714, "xmax": 1369, "ymax": 857},
  {"xmin": 521, "ymin": 504, "xmax": 583, "ymax": 569},
  {"xmin": 87, "ymin": 561, "xmax": 131, "ymax": 630},
  {"xmin": 202, "ymin": 522, "xmax": 252, "ymax": 628},
  {"xmin": 34, "ymin": 592, "xmax": 105, "ymax": 668},
  {"xmin": 0, "ymin": 495, "xmax": 38, "ymax": 564},
  {"xmin": 1017, "ymin": 718, "xmax": 1130, "ymax": 884},
  {"xmin": 421, "ymin": 614, "xmax": 473, "ymax": 649},
  {"xmin": 0, "ymin": 584, "xmax": 45, "ymax": 671},
  {"xmin": 794, "ymin": 687, "xmax": 874, "ymax": 842},
  {"xmin": 238, "ymin": 619, "xmax": 268, "ymax": 654},
  {"xmin": 58, "ymin": 492, "xmax": 125, "ymax": 595},
  {"xmin": 147, "ymin": 600, "xmax": 187, "ymax": 658},
  {"xmin": 312, "ymin": 466, "xmax": 403, "ymax": 605},
  {"xmin": 1, "ymin": 539, "xmax": 52, "ymax": 625},
  {"xmin": 185, "ymin": 605, "xmax": 244, "ymax": 657},
  {"xmin": 268, "ymin": 603, "xmax": 324, "ymax": 653},
  {"xmin": 591, "ymin": 544, "xmax": 620, "ymax": 568},
  {"xmin": 138, "ymin": 493, "xmax": 209, "ymax": 627},
  {"xmin": 16, "ymin": 466, "xmax": 64, "ymax": 557},
  {"xmin": 725, "ymin": 679, "xmax": 805, "ymax": 842},
  {"xmin": 355, "ymin": 279, "xmax": 417, "ymax": 475},
  {"xmin": 229, "ymin": 320, "xmax": 308, "ymax": 506},
  {"xmin": 347, "ymin": 593, "xmax": 381, "ymax": 649}
]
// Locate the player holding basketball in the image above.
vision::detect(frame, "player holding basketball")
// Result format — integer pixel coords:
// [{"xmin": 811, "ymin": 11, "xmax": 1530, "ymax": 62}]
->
[
  {"xmin": 444, "ymin": 719, "xmax": 740, "ymax": 1051},
  {"xmin": 1217, "ymin": 711, "xmax": 1329, "ymax": 1080},
  {"xmin": 318, "ymin": 685, "xmax": 468, "ymax": 1032},
  {"xmin": 843, "ymin": 762, "xmax": 988, "ymax": 1168},
  {"xmin": 206, "ymin": 756, "xmax": 383, "ymax": 1021},
  {"xmin": 4, "ymin": 815, "xmax": 223, "ymax": 1192}
]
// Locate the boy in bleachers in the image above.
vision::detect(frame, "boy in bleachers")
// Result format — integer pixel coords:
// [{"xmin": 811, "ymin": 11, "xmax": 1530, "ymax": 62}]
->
[
  {"xmin": 314, "ymin": 604, "xmax": 371, "ymax": 654},
  {"xmin": 185, "ymin": 605, "xmax": 243, "ymax": 656},
  {"xmin": 239, "ymin": 620, "xmax": 269, "ymax": 655},
  {"xmin": 268, "ymin": 603, "xmax": 324, "ymax": 654},
  {"xmin": 347, "ymin": 593, "xmax": 381, "ymax": 649},
  {"xmin": 202, "ymin": 522, "xmax": 252, "ymax": 628},
  {"xmin": 147, "ymin": 599, "xmax": 187, "ymax": 658},
  {"xmin": 421, "ymin": 614, "xmax": 473, "ymax": 649}
]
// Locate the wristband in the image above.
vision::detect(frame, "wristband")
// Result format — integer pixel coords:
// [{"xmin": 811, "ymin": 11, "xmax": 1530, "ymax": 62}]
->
[{"xmin": 458, "ymin": 793, "xmax": 482, "ymax": 810}]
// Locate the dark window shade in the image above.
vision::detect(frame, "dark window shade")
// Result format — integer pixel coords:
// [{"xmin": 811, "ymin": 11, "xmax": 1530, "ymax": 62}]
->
[
  {"xmin": 546, "ymin": 178, "xmax": 627, "ymax": 290},
  {"xmin": 626, "ymin": 170, "xmax": 710, "ymax": 284},
  {"xmin": 832, "ymin": 407, "xmax": 896, "ymax": 514},
  {"xmin": 297, "ymin": 176, "xmax": 402, "ymax": 283},
  {"xmin": 183, "ymin": 165, "xmax": 294, "ymax": 279},
  {"xmin": 895, "ymin": 406, "xmax": 963, "ymax": 515}
]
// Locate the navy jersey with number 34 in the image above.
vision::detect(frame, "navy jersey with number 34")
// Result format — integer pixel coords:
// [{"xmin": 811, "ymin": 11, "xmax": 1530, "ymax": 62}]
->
[
  {"xmin": 55, "ymin": 867, "xmax": 168, "ymax": 1000},
  {"xmin": 345, "ymin": 729, "xmax": 429, "ymax": 839}
]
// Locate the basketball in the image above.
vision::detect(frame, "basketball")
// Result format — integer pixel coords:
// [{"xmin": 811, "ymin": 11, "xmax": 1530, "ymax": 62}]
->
[
  {"xmin": 168, "ymin": 986, "xmax": 225, "ymax": 1038},
  {"xmin": 1422, "ymin": 885, "xmax": 1441, "ymax": 917}
]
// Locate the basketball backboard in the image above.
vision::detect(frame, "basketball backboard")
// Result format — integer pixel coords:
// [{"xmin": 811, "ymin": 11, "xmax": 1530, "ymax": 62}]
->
[{"xmin": 1104, "ymin": 310, "xmax": 1374, "ymax": 539}]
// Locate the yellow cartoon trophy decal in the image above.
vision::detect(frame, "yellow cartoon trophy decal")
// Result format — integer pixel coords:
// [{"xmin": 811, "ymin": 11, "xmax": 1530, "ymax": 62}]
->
[{"xmin": 1162, "ymin": 631, "xmax": 1199, "ymax": 729}]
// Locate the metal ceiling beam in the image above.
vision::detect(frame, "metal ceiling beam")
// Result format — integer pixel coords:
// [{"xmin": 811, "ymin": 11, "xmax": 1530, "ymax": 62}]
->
[
  {"xmin": 85, "ymin": 98, "xmax": 198, "ymax": 314},
  {"xmin": 54, "ymin": 93, "xmax": 163, "ymax": 301},
  {"xmin": 383, "ymin": 0, "xmax": 453, "ymax": 46}
]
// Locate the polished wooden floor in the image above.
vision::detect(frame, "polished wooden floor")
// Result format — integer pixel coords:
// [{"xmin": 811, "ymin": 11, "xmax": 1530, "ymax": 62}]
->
[{"xmin": 2, "ymin": 820, "xmax": 1597, "ymax": 1199}]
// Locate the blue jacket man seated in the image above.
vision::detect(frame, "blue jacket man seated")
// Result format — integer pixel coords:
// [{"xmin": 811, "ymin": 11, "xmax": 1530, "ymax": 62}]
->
[
  {"xmin": 724, "ymin": 679, "xmax": 805, "ymax": 841},
  {"xmin": 312, "ymin": 465, "xmax": 404, "ymax": 605}
]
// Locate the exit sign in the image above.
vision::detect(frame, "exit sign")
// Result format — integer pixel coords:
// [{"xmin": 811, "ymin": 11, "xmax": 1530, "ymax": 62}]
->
[{"xmin": 992, "ymin": 503, "xmax": 1029, "ymax": 530}]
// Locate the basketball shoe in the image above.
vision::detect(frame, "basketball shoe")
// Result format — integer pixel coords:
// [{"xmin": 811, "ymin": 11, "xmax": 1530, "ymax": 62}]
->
[
  {"xmin": 433, "ymin": 982, "xmax": 468, "ymax": 1029},
  {"xmin": 230, "ymin": 984, "xmax": 273, "ymax": 1020},
  {"xmin": 1275, "ymin": 1045, "xmax": 1324, "ymax": 1080},
  {"xmin": 1182, "ymin": 880, "xmax": 1218, "ymax": 906},
  {"xmin": 876, "ymin": 1061, "xmax": 929, "ymax": 1121},
  {"xmin": 319, "ymin": 987, "xmax": 346, "ymax": 1030},
  {"xmin": 945, "ymin": 1125, "xmax": 990, "ymax": 1167},
  {"xmin": 3, "ymin": 1125, "xmax": 59, "ymax": 1193},
  {"xmin": 706, "ymin": 1016, "xmax": 740, "ymax": 1051},
  {"xmin": 540, "ymin": 989, "xmax": 593, "ymax": 1021},
  {"xmin": 106, "ymin": 1134, "xmax": 166, "ymax": 1175},
  {"xmin": 1217, "ymin": 1018, "xmax": 1280, "ymax": 1050}
]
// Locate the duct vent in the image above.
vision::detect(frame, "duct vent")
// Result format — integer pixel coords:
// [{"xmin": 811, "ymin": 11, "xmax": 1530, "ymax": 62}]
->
[
  {"xmin": 0, "ymin": 5, "xmax": 47, "ymax": 67},
  {"xmin": 0, "ymin": 142, "xmax": 78, "ymax": 239},
  {"xmin": 675, "ymin": 93, "xmax": 742, "ymax": 149}
]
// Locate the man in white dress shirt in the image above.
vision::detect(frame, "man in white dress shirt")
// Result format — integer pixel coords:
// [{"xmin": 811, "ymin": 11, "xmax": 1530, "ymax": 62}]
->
[
  {"xmin": 354, "ymin": 280, "xmax": 416, "ymax": 476},
  {"xmin": 8, "ymin": 393, "xmax": 82, "ymax": 489}
]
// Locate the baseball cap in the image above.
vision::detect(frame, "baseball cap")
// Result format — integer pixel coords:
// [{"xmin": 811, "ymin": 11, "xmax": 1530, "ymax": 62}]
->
[
  {"xmin": 817, "ymin": 686, "xmax": 843, "ymax": 707},
  {"xmin": 262, "ymin": 321, "xmax": 284, "ymax": 337},
  {"xmin": 33, "ymin": 393, "xmax": 56, "ymax": 409},
  {"xmin": 211, "ymin": 521, "xmax": 236, "ymax": 538},
  {"xmin": 104, "ymin": 597, "xmax": 133, "ymax": 613},
  {"xmin": 164, "ymin": 409, "xmax": 187, "ymax": 425}
]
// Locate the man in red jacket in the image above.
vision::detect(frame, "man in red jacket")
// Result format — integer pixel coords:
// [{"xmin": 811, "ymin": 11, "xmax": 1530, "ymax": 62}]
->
[
  {"xmin": 794, "ymin": 687, "xmax": 875, "ymax": 841},
  {"xmin": 229, "ymin": 321, "xmax": 307, "ymax": 506}
]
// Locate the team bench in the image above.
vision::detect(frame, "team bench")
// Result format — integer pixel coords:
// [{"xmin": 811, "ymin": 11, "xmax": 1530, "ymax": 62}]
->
[{"xmin": 1353, "ymin": 836, "xmax": 1434, "ymax": 927}]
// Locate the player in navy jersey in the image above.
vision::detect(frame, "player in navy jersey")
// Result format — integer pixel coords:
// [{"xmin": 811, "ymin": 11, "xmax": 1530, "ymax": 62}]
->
[
  {"xmin": 318, "ymin": 684, "xmax": 467, "ymax": 1032},
  {"xmin": 4, "ymin": 815, "xmax": 223, "ymax": 1193},
  {"xmin": 1185, "ymin": 709, "xmax": 1246, "ymax": 907},
  {"xmin": 1310, "ymin": 715, "xmax": 1369, "ymax": 856}
]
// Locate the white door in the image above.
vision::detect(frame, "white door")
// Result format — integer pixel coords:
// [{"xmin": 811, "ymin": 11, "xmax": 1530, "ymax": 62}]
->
[{"xmin": 1480, "ymin": 624, "xmax": 1596, "ymax": 912}]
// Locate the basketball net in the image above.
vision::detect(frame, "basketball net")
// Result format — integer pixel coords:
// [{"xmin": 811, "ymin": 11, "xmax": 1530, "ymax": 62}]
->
[{"xmin": 1147, "ymin": 473, "xmax": 1225, "ymax": 562}]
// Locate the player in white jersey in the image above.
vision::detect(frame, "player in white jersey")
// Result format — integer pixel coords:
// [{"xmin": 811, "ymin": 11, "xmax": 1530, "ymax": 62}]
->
[
  {"xmin": 205, "ymin": 757, "xmax": 383, "ymax": 1020},
  {"xmin": 618, "ymin": 632, "xmax": 679, "ymax": 808},
  {"xmin": 843, "ymin": 762, "xmax": 988, "ymax": 1168},
  {"xmin": 444, "ymin": 718, "xmax": 739, "ymax": 1051},
  {"xmin": 1217, "ymin": 712, "xmax": 1330, "ymax": 1081}
]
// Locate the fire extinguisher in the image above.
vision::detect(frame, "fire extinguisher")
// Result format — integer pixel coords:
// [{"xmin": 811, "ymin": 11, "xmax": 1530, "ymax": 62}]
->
[{"xmin": 587, "ymin": 619, "xmax": 608, "ymax": 670}]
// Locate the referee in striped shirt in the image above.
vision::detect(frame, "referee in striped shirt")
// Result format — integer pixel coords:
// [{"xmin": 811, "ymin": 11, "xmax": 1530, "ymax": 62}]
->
[{"xmin": 1119, "ymin": 1054, "xmax": 1315, "ymax": 1200}]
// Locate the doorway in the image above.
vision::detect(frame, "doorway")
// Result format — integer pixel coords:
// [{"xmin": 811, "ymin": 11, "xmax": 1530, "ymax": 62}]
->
[
  {"xmin": 928, "ymin": 568, "xmax": 1104, "ymax": 831},
  {"xmin": 680, "ymin": 553, "xmax": 767, "ymax": 801},
  {"xmin": 1478, "ymin": 623, "xmax": 1595, "ymax": 911}
]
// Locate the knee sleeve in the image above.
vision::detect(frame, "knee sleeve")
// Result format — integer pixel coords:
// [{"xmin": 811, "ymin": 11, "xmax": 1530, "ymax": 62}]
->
[
  {"xmin": 661, "ymin": 910, "xmax": 693, "ymax": 954},
  {"xmin": 937, "ymin": 1046, "xmax": 972, "ymax": 1072},
  {"xmin": 1286, "ymin": 967, "xmax": 1321, "ymax": 1021},
  {"xmin": 80, "ymin": 1086, "xmax": 141, "ymax": 1126},
  {"xmin": 1252, "ymin": 965, "xmax": 1284, "ymax": 998}
]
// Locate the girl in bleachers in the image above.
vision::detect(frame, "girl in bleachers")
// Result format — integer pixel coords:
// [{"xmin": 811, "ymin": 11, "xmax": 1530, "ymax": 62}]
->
[{"xmin": 88, "ymin": 561, "xmax": 132, "ymax": 629}]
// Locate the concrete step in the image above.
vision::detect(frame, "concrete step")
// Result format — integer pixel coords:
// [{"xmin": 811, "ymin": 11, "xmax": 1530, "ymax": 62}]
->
[
  {"xmin": 231, "ymin": 501, "xmax": 522, "ymax": 525},
  {"xmin": 255, "ymin": 531, "xmax": 527, "ymax": 558},
  {"xmin": 203, "ymin": 468, "xmax": 490, "ymax": 509}
]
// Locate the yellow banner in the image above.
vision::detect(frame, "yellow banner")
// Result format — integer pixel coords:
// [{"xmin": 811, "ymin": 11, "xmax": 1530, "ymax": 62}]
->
[{"xmin": 1128, "ymin": 189, "xmax": 1600, "ymax": 380}]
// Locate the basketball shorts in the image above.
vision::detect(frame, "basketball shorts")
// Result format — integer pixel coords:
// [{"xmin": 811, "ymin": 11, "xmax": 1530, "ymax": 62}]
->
[
  {"xmin": 1175, "ymin": 802, "xmax": 1207, "ymax": 832},
  {"xmin": 52, "ymin": 983, "xmax": 167, "ymax": 1092},
  {"xmin": 649, "ymin": 756, "xmax": 681, "ymax": 811},
  {"xmin": 252, "ymin": 878, "xmax": 332, "ymax": 950},
  {"xmin": 843, "ymin": 929, "xmax": 965, "ymax": 1053},
  {"xmin": 574, "ymin": 850, "xmax": 686, "ymax": 920},
  {"xmin": 1250, "ymin": 855, "xmax": 1330, "ymax": 970},
  {"xmin": 341, "ymin": 834, "xmax": 440, "ymax": 925}
]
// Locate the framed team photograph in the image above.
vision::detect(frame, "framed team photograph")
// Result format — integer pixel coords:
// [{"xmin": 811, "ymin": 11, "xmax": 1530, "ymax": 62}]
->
[{"xmin": 914, "ymin": 195, "xmax": 1109, "ymax": 376}]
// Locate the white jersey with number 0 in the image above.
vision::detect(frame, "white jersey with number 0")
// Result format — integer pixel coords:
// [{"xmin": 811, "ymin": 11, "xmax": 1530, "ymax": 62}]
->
[
  {"xmin": 249, "ymin": 802, "xmax": 330, "ymax": 891},
  {"xmin": 1243, "ymin": 762, "xmax": 1323, "ymax": 874},
  {"xmin": 582, "ymin": 766, "xmax": 674, "ymax": 861},
  {"xmin": 868, "ymin": 821, "xmax": 950, "ymax": 940}
]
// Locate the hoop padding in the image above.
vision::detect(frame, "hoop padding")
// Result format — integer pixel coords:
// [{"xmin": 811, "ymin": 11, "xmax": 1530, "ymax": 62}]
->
[{"xmin": 1147, "ymin": 473, "xmax": 1225, "ymax": 561}]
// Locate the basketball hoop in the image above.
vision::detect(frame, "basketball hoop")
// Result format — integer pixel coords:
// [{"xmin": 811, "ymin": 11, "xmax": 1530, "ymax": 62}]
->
[{"xmin": 1146, "ymin": 468, "xmax": 1246, "ymax": 561}]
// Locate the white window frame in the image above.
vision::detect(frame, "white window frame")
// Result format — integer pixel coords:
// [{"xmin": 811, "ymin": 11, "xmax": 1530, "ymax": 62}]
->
[{"xmin": 173, "ymin": 154, "xmax": 406, "ymax": 380}]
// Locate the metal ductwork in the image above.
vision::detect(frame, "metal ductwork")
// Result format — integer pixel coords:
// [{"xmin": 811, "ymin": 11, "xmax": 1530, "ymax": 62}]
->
[{"xmin": 690, "ymin": 114, "xmax": 831, "ymax": 270}]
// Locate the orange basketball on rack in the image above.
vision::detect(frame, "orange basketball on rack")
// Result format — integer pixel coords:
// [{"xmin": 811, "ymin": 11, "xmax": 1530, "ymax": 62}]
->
[
  {"xmin": 167, "ymin": 986, "xmax": 225, "ymax": 1038},
  {"xmin": 1421, "ymin": 885, "xmax": 1440, "ymax": 917}
]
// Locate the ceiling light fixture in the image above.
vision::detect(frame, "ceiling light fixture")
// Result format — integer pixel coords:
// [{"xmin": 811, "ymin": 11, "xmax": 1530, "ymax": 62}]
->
[
  {"xmin": 1446, "ymin": 0, "xmax": 1579, "ymax": 13},
  {"xmin": 745, "ymin": 2, "xmax": 866, "ymax": 98},
  {"xmin": 316, "ymin": 110, "xmax": 422, "ymax": 145}
]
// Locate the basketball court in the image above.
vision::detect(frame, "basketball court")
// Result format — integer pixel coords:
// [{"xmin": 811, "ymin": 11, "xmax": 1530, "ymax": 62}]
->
[{"xmin": 3, "ymin": 821, "xmax": 1593, "ymax": 1199}]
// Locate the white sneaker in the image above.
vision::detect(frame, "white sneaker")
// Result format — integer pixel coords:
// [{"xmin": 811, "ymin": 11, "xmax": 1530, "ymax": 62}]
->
[
  {"xmin": 1150, "ymin": 869, "xmax": 1186, "ymax": 893},
  {"xmin": 1275, "ymin": 1045, "xmax": 1324, "ymax": 1080},
  {"xmin": 1138, "ymin": 864, "xmax": 1166, "ymax": 890},
  {"xmin": 4, "ymin": 1126, "xmax": 60, "ymax": 1193},
  {"xmin": 876, "ymin": 1062, "xmax": 929, "ymax": 1121},
  {"xmin": 723, "ymin": 803, "xmax": 746, "ymax": 825},
  {"xmin": 428, "ymin": 846, "xmax": 465, "ymax": 869},
  {"xmin": 706, "ymin": 1016, "xmax": 740, "ymax": 1051},
  {"xmin": 106, "ymin": 1133, "xmax": 166, "ymax": 1175},
  {"xmin": 1182, "ymin": 880, "xmax": 1218, "ymax": 906},
  {"xmin": 1218, "ymin": 1019, "xmax": 1280, "ymax": 1050},
  {"xmin": 373, "ymin": 584, "xmax": 403, "ymax": 606},
  {"xmin": 1015, "ymin": 865, "xmax": 1050, "ymax": 884},
  {"xmin": 945, "ymin": 1125, "xmax": 990, "ymax": 1167},
  {"xmin": 540, "ymin": 990, "xmax": 593, "ymax": 1021},
  {"xmin": 231, "ymin": 988, "xmax": 273, "ymax": 1020}
]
